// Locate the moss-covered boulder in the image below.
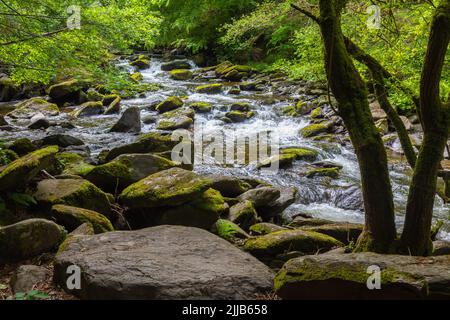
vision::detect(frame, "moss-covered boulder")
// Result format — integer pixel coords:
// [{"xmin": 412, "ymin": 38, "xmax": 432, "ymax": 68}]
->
[
  {"xmin": 86, "ymin": 88, "xmax": 104, "ymax": 102},
  {"xmin": 51, "ymin": 205, "xmax": 113, "ymax": 234},
  {"xmin": 195, "ymin": 83, "xmax": 223, "ymax": 94},
  {"xmin": 207, "ymin": 175, "xmax": 251, "ymax": 197},
  {"xmin": 217, "ymin": 65, "xmax": 253, "ymax": 81},
  {"xmin": 156, "ymin": 96, "xmax": 184, "ymax": 113},
  {"xmin": 244, "ymin": 229, "xmax": 343, "ymax": 260},
  {"xmin": 230, "ymin": 102, "xmax": 251, "ymax": 112},
  {"xmin": 103, "ymin": 94, "xmax": 121, "ymax": 115},
  {"xmin": 120, "ymin": 167, "xmax": 212, "ymax": 209},
  {"xmin": 0, "ymin": 146, "xmax": 59, "ymax": 192},
  {"xmin": 300, "ymin": 122, "xmax": 333, "ymax": 138},
  {"xmin": 7, "ymin": 98, "xmax": 59, "ymax": 119},
  {"xmin": 0, "ymin": 219, "xmax": 66, "ymax": 263},
  {"xmin": 157, "ymin": 116, "xmax": 193, "ymax": 131},
  {"xmin": 300, "ymin": 223, "xmax": 363, "ymax": 245},
  {"xmin": 0, "ymin": 76, "xmax": 18, "ymax": 102},
  {"xmin": 126, "ymin": 188, "xmax": 225, "ymax": 230},
  {"xmin": 0, "ymin": 149, "xmax": 18, "ymax": 166},
  {"xmin": 56, "ymin": 152, "xmax": 94, "ymax": 176},
  {"xmin": 189, "ymin": 102, "xmax": 212, "ymax": 113},
  {"xmin": 212, "ymin": 219, "xmax": 249, "ymax": 244},
  {"xmin": 229, "ymin": 200, "xmax": 258, "ymax": 230},
  {"xmin": 39, "ymin": 134, "xmax": 84, "ymax": 148},
  {"xmin": 249, "ymin": 223, "xmax": 288, "ymax": 236},
  {"xmin": 84, "ymin": 154, "xmax": 179, "ymax": 193},
  {"xmin": 288, "ymin": 215, "xmax": 335, "ymax": 228},
  {"xmin": 71, "ymin": 101, "xmax": 104, "ymax": 118},
  {"xmin": 311, "ymin": 107, "xmax": 322, "ymax": 119},
  {"xmin": 228, "ymin": 87, "xmax": 241, "ymax": 95},
  {"xmin": 48, "ymin": 79, "xmax": 83, "ymax": 103},
  {"xmin": 257, "ymin": 154, "xmax": 296, "ymax": 170},
  {"xmin": 305, "ymin": 167, "xmax": 341, "ymax": 179},
  {"xmin": 130, "ymin": 72, "xmax": 143, "ymax": 82},
  {"xmin": 274, "ymin": 253, "xmax": 450, "ymax": 299},
  {"xmin": 8, "ymin": 138, "xmax": 37, "ymax": 156},
  {"xmin": 161, "ymin": 60, "xmax": 191, "ymax": 71},
  {"xmin": 280, "ymin": 148, "xmax": 318, "ymax": 161},
  {"xmin": 104, "ymin": 132, "xmax": 180, "ymax": 162},
  {"xmin": 34, "ymin": 179, "xmax": 111, "ymax": 217},
  {"xmin": 170, "ymin": 69, "xmax": 193, "ymax": 80},
  {"xmin": 238, "ymin": 187, "xmax": 280, "ymax": 208},
  {"xmin": 225, "ymin": 110, "xmax": 255, "ymax": 123},
  {"xmin": 130, "ymin": 56, "xmax": 150, "ymax": 70}
]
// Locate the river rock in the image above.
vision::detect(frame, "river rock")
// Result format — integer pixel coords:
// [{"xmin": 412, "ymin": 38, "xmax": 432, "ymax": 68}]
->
[
  {"xmin": 0, "ymin": 219, "xmax": 65, "ymax": 263},
  {"xmin": 243, "ymin": 229, "xmax": 342, "ymax": 261},
  {"xmin": 10, "ymin": 265, "xmax": 50, "ymax": 294},
  {"xmin": 237, "ymin": 187, "xmax": 281, "ymax": 208},
  {"xmin": 258, "ymin": 187, "xmax": 298, "ymax": 220},
  {"xmin": 370, "ymin": 101, "xmax": 387, "ymax": 120},
  {"xmin": 433, "ymin": 240, "xmax": 450, "ymax": 256},
  {"xmin": 7, "ymin": 98, "xmax": 59, "ymax": 119},
  {"xmin": 229, "ymin": 200, "xmax": 258, "ymax": 230},
  {"xmin": 130, "ymin": 56, "xmax": 150, "ymax": 70},
  {"xmin": 110, "ymin": 107, "xmax": 141, "ymax": 133},
  {"xmin": 0, "ymin": 146, "xmax": 58, "ymax": 192},
  {"xmin": 157, "ymin": 107, "xmax": 194, "ymax": 131},
  {"xmin": 212, "ymin": 219, "xmax": 249, "ymax": 244},
  {"xmin": 104, "ymin": 132, "xmax": 180, "ymax": 162},
  {"xmin": 28, "ymin": 113, "xmax": 50, "ymax": 130},
  {"xmin": 51, "ymin": 205, "xmax": 113, "ymax": 234},
  {"xmin": 39, "ymin": 134, "xmax": 84, "ymax": 148},
  {"xmin": 161, "ymin": 60, "xmax": 191, "ymax": 71},
  {"xmin": 125, "ymin": 188, "xmax": 224, "ymax": 230},
  {"xmin": 249, "ymin": 223, "xmax": 288, "ymax": 236},
  {"xmin": 34, "ymin": 178, "xmax": 111, "ymax": 217},
  {"xmin": 53, "ymin": 225, "xmax": 273, "ymax": 299},
  {"xmin": 189, "ymin": 102, "xmax": 212, "ymax": 113},
  {"xmin": 195, "ymin": 83, "xmax": 223, "ymax": 94},
  {"xmin": 300, "ymin": 222, "xmax": 364, "ymax": 245},
  {"xmin": 207, "ymin": 174, "xmax": 251, "ymax": 197},
  {"xmin": 8, "ymin": 138, "xmax": 37, "ymax": 156},
  {"xmin": 225, "ymin": 110, "xmax": 255, "ymax": 123},
  {"xmin": 281, "ymin": 148, "xmax": 319, "ymax": 161},
  {"xmin": 84, "ymin": 153, "xmax": 179, "ymax": 192},
  {"xmin": 156, "ymin": 96, "xmax": 183, "ymax": 113},
  {"xmin": 300, "ymin": 122, "xmax": 334, "ymax": 138},
  {"xmin": 274, "ymin": 253, "xmax": 450, "ymax": 299},
  {"xmin": 103, "ymin": 94, "xmax": 121, "ymax": 115},
  {"xmin": 170, "ymin": 69, "xmax": 193, "ymax": 80},
  {"xmin": 120, "ymin": 167, "xmax": 212, "ymax": 209},
  {"xmin": 48, "ymin": 79, "xmax": 83, "ymax": 104},
  {"xmin": 289, "ymin": 215, "xmax": 336, "ymax": 228},
  {"xmin": 72, "ymin": 101, "xmax": 104, "ymax": 118}
]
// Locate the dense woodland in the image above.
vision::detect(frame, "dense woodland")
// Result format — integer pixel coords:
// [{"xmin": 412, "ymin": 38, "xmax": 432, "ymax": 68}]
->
[{"xmin": 0, "ymin": 0, "xmax": 449, "ymax": 301}]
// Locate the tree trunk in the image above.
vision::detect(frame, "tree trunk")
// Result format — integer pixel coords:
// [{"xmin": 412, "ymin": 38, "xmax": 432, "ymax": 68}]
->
[
  {"xmin": 318, "ymin": 0, "xmax": 397, "ymax": 252},
  {"xmin": 401, "ymin": 0, "xmax": 450, "ymax": 256}
]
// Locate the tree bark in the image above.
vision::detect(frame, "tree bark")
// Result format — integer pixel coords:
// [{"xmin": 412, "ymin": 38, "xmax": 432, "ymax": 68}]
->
[
  {"xmin": 318, "ymin": 0, "xmax": 397, "ymax": 252},
  {"xmin": 401, "ymin": 0, "xmax": 450, "ymax": 256}
]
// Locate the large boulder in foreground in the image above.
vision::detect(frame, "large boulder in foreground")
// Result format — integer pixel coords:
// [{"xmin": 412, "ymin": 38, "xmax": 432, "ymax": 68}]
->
[
  {"xmin": 54, "ymin": 225, "xmax": 273, "ymax": 299},
  {"xmin": 0, "ymin": 146, "xmax": 58, "ymax": 192},
  {"xmin": 34, "ymin": 179, "xmax": 111, "ymax": 217},
  {"xmin": 274, "ymin": 253, "xmax": 450, "ymax": 300},
  {"xmin": 0, "ymin": 219, "xmax": 65, "ymax": 263},
  {"xmin": 119, "ymin": 168, "xmax": 212, "ymax": 209}
]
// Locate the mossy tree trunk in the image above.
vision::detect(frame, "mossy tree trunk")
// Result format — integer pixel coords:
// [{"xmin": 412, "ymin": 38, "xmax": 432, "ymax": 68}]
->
[
  {"xmin": 317, "ymin": 0, "xmax": 397, "ymax": 252},
  {"xmin": 400, "ymin": 0, "xmax": 450, "ymax": 256}
]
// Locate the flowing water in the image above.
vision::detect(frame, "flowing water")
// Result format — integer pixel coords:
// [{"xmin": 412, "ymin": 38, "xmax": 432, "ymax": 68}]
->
[{"xmin": 2, "ymin": 57, "xmax": 449, "ymax": 240}]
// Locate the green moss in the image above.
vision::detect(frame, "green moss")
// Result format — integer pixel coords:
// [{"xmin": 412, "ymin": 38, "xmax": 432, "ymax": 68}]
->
[
  {"xmin": 257, "ymin": 154, "xmax": 296, "ymax": 169},
  {"xmin": 305, "ymin": 167, "xmax": 341, "ymax": 179},
  {"xmin": 281, "ymin": 148, "xmax": 318, "ymax": 161},
  {"xmin": 195, "ymin": 83, "xmax": 223, "ymax": 94},
  {"xmin": 156, "ymin": 96, "xmax": 184, "ymax": 113},
  {"xmin": 229, "ymin": 200, "xmax": 258, "ymax": 230},
  {"xmin": 300, "ymin": 123, "xmax": 331, "ymax": 138},
  {"xmin": 189, "ymin": 102, "xmax": 212, "ymax": 113},
  {"xmin": 0, "ymin": 149, "xmax": 18, "ymax": 166},
  {"xmin": 213, "ymin": 219, "xmax": 249, "ymax": 242},
  {"xmin": 170, "ymin": 69, "xmax": 193, "ymax": 80},
  {"xmin": 51, "ymin": 204, "xmax": 113, "ymax": 234},
  {"xmin": 130, "ymin": 57, "xmax": 150, "ymax": 69},
  {"xmin": 56, "ymin": 153, "xmax": 94, "ymax": 176},
  {"xmin": 8, "ymin": 138, "xmax": 36, "ymax": 156},
  {"xmin": 311, "ymin": 107, "xmax": 322, "ymax": 119},
  {"xmin": 225, "ymin": 110, "xmax": 254, "ymax": 123},
  {"xmin": 130, "ymin": 72, "xmax": 143, "ymax": 82},
  {"xmin": 249, "ymin": 223, "xmax": 287, "ymax": 236}
]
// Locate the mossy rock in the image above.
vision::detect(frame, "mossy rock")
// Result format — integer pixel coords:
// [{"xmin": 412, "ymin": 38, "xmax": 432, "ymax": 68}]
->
[
  {"xmin": 103, "ymin": 94, "xmax": 121, "ymax": 115},
  {"xmin": 228, "ymin": 87, "xmax": 241, "ymax": 95},
  {"xmin": 0, "ymin": 218, "xmax": 66, "ymax": 263},
  {"xmin": 8, "ymin": 98, "xmax": 59, "ymax": 119},
  {"xmin": 0, "ymin": 146, "xmax": 59, "ymax": 192},
  {"xmin": 170, "ymin": 69, "xmax": 193, "ymax": 81},
  {"xmin": 249, "ymin": 223, "xmax": 288, "ymax": 236},
  {"xmin": 84, "ymin": 153, "xmax": 179, "ymax": 193},
  {"xmin": 0, "ymin": 149, "xmax": 18, "ymax": 166},
  {"xmin": 257, "ymin": 154, "xmax": 296, "ymax": 170},
  {"xmin": 225, "ymin": 110, "xmax": 255, "ymax": 123},
  {"xmin": 300, "ymin": 123, "xmax": 332, "ymax": 138},
  {"xmin": 305, "ymin": 167, "xmax": 341, "ymax": 179},
  {"xmin": 230, "ymin": 102, "xmax": 251, "ymax": 112},
  {"xmin": 48, "ymin": 79, "xmax": 83, "ymax": 103},
  {"xmin": 56, "ymin": 152, "xmax": 94, "ymax": 176},
  {"xmin": 229, "ymin": 200, "xmax": 258, "ymax": 230},
  {"xmin": 104, "ymin": 132, "xmax": 180, "ymax": 162},
  {"xmin": 8, "ymin": 138, "xmax": 36, "ymax": 156},
  {"xmin": 130, "ymin": 72, "xmax": 143, "ymax": 82},
  {"xmin": 300, "ymin": 223, "xmax": 363, "ymax": 245},
  {"xmin": 126, "ymin": 188, "xmax": 225, "ymax": 230},
  {"xmin": 157, "ymin": 116, "xmax": 193, "ymax": 131},
  {"xmin": 189, "ymin": 102, "xmax": 212, "ymax": 113},
  {"xmin": 40, "ymin": 134, "xmax": 84, "ymax": 148},
  {"xmin": 130, "ymin": 57, "xmax": 150, "ymax": 70},
  {"xmin": 212, "ymin": 219, "xmax": 249, "ymax": 244},
  {"xmin": 288, "ymin": 216, "xmax": 335, "ymax": 228},
  {"xmin": 243, "ymin": 229, "xmax": 343, "ymax": 259},
  {"xmin": 71, "ymin": 101, "xmax": 104, "ymax": 118},
  {"xmin": 218, "ymin": 65, "xmax": 253, "ymax": 81},
  {"xmin": 214, "ymin": 61, "xmax": 234, "ymax": 75},
  {"xmin": 86, "ymin": 88, "xmax": 104, "ymax": 102},
  {"xmin": 119, "ymin": 167, "xmax": 212, "ymax": 209},
  {"xmin": 195, "ymin": 83, "xmax": 223, "ymax": 94},
  {"xmin": 207, "ymin": 175, "xmax": 251, "ymax": 197},
  {"xmin": 280, "ymin": 148, "xmax": 318, "ymax": 162},
  {"xmin": 161, "ymin": 60, "xmax": 191, "ymax": 71},
  {"xmin": 34, "ymin": 178, "xmax": 111, "ymax": 217},
  {"xmin": 51, "ymin": 205, "xmax": 113, "ymax": 234},
  {"xmin": 311, "ymin": 107, "xmax": 322, "ymax": 119},
  {"xmin": 156, "ymin": 96, "xmax": 184, "ymax": 113}
]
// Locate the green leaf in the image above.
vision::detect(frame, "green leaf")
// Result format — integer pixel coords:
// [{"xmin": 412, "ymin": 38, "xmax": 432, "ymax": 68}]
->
[{"xmin": 8, "ymin": 193, "xmax": 37, "ymax": 207}]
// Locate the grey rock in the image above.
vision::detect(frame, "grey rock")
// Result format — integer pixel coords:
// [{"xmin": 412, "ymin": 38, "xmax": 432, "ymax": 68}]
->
[
  {"xmin": 110, "ymin": 107, "xmax": 141, "ymax": 133},
  {"xmin": 238, "ymin": 187, "xmax": 281, "ymax": 208},
  {"xmin": 11, "ymin": 265, "xmax": 50, "ymax": 293}
]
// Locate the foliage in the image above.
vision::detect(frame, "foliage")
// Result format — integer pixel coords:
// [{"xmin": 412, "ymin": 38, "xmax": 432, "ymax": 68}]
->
[{"xmin": 15, "ymin": 290, "xmax": 49, "ymax": 300}]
